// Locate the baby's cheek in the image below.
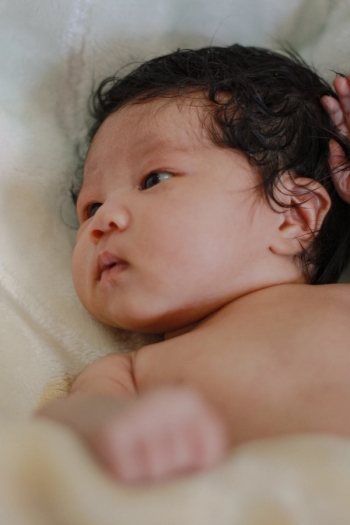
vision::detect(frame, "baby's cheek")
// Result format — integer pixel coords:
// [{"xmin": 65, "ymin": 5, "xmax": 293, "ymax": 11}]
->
[
  {"xmin": 71, "ymin": 243, "xmax": 89, "ymax": 299},
  {"xmin": 75, "ymin": 221, "xmax": 89, "ymax": 242},
  {"xmin": 71, "ymin": 246, "xmax": 80, "ymax": 284}
]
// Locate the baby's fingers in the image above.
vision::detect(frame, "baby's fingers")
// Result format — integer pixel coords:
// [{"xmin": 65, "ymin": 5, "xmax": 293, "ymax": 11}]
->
[
  {"xmin": 322, "ymin": 95, "xmax": 345, "ymax": 128},
  {"xmin": 322, "ymin": 76, "xmax": 350, "ymax": 203},
  {"xmin": 333, "ymin": 76, "xmax": 350, "ymax": 114},
  {"xmin": 93, "ymin": 387, "xmax": 228, "ymax": 484},
  {"xmin": 322, "ymin": 76, "xmax": 350, "ymax": 138}
]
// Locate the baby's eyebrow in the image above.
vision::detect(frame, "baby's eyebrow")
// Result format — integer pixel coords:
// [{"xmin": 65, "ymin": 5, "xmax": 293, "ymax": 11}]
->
[
  {"xmin": 134, "ymin": 138, "xmax": 191, "ymax": 154},
  {"xmin": 81, "ymin": 158, "xmax": 102, "ymax": 185}
]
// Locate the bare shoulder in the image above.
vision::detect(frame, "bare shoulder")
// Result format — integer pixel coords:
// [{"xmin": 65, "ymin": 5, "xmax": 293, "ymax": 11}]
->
[
  {"xmin": 135, "ymin": 282, "xmax": 350, "ymax": 370},
  {"xmin": 133, "ymin": 283, "xmax": 350, "ymax": 420},
  {"xmin": 247, "ymin": 282, "xmax": 350, "ymax": 320},
  {"xmin": 208, "ymin": 283, "xmax": 350, "ymax": 344},
  {"xmin": 235, "ymin": 282, "xmax": 350, "ymax": 313}
]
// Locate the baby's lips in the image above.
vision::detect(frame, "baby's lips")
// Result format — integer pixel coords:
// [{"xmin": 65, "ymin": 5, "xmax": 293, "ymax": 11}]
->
[{"xmin": 96, "ymin": 251, "xmax": 128, "ymax": 281}]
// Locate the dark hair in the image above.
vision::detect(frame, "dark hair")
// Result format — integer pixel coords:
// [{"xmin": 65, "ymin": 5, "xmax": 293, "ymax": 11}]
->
[{"xmin": 85, "ymin": 44, "xmax": 350, "ymax": 284}]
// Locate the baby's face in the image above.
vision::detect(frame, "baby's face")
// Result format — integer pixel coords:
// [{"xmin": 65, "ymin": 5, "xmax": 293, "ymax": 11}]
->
[{"xmin": 73, "ymin": 97, "xmax": 279, "ymax": 333}]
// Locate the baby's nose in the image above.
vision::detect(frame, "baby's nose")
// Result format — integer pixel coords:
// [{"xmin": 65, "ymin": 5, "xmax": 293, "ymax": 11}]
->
[{"xmin": 89, "ymin": 202, "xmax": 130, "ymax": 242}]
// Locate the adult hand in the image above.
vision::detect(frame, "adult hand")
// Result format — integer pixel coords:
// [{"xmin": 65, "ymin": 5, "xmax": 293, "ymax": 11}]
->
[{"xmin": 322, "ymin": 76, "xmax": 350, "ymax": 202}]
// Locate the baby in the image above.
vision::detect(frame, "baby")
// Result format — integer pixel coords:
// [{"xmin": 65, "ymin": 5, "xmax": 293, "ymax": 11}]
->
[{"xmin": 37, "ymin": 44, "xmax": 350, "ymax": 484}]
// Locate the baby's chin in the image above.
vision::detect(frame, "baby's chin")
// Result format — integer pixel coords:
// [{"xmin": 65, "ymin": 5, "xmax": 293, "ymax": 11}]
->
[
  {"xmin": 79, "ymin": 291, "xmax": 210, "ymax": 335},
  {"xmin": 89, "ymin": 307, "xmax": 200, "ymax": 336},
  {"xmin": 86, "ymin": 308, "xmax": 167, "ymax": 334}
]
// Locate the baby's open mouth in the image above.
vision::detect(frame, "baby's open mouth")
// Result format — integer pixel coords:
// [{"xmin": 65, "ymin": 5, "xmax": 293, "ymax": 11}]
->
[{"xmin": 97, "ymin": 251, "xmax": 128, "ymax": 281}]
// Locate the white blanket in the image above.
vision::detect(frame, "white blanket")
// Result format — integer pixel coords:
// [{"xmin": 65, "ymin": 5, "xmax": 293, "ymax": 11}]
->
[{"xmin": 1, "ymin": 0, "xmax": 350, "ymax": 522}]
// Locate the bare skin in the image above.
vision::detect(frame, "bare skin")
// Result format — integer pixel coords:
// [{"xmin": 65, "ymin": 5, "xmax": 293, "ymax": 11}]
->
[
  {"xmin": 37, "ymin": 283, "xmax": 350, "ymax": 483},
  {"xmin": 37, "ymin": 81, "xmax": 350, "ymax": 485},
  {"xmin": 322, "ymin": 75, "xmax": 350, "ymax": 201}
]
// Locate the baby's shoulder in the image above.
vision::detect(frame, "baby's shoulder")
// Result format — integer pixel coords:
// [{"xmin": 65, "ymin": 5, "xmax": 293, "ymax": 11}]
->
[
  {"xmin": 209, "ymin": 283, "xmax": 350, "ymax": 346},
  {"xmin": 235, "ymin": 282, "xmax": 350, "ymax": 316}
]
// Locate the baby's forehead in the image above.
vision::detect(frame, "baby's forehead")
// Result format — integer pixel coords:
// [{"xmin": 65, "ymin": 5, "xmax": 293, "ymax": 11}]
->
[
  {"xmin": 85, "ymin": 97, "xmax": 214, "ymax": 167},
  {"xmin": 120, "ymin": 97, "xmax": 210, "ymax": 138}
]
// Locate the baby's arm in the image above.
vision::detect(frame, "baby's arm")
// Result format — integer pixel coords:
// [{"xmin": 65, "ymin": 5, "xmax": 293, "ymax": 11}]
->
[{"xmin": 36, "ymin": 353, "xmax": 227, "ymax": 484}]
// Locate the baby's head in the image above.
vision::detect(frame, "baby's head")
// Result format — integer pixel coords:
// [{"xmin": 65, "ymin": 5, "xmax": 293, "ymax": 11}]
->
[{"xmin": 72, "ymin": 45, "xmax": 350, "ymax": 333}]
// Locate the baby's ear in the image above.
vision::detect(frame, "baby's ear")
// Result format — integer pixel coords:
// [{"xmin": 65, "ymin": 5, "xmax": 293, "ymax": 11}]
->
[
  {"xmin": 270, "ymin": 176, "xmax": 331, "ymax": 257},
  {"xmin": 329, "ymin": 139, "xmax": 350, "ymax": 203}
]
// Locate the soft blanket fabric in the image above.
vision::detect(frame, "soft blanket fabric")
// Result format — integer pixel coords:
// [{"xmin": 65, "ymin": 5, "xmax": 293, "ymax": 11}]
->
[{"xmin": 1, "ymin": 0, "xmax": 350, "ymax": 522}]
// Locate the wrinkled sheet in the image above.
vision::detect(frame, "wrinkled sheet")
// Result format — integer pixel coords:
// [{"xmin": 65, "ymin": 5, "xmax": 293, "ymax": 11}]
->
[{"xmin": 1, "ymin": 0, "xmax": 350, "ymax": 522}]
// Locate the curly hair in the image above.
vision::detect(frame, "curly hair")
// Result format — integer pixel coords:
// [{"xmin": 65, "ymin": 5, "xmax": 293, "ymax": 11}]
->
[{"xmin": 83, "ymin": 44, "xmax": 350, "ymax": 284}]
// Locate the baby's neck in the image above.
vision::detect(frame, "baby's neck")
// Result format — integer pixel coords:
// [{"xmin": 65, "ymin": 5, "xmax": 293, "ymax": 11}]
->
[{"xmin": 162, "ymin": 269, "xmax": 307, "ymax": 341}]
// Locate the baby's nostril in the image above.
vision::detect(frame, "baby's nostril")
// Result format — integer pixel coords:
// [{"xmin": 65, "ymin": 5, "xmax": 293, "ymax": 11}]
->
[{"xmin": 91, "ymin": 229, "xmax": 103, "ymax": 240}]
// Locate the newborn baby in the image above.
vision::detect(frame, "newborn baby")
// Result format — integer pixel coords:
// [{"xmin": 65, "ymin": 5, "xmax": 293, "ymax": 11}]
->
[{"xmin": 37, "ymin": 45, "xmax": 350, "ymax": 484}]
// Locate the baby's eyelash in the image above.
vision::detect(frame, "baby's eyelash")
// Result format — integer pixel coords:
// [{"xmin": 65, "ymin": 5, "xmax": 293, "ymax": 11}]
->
[
  {"xmin": 139, "ymin": 171, "xmax": 173, "ymax": 190},
  {"xmin": 85, "ymin": 202, "xmax": 102, "ymax": 219}
]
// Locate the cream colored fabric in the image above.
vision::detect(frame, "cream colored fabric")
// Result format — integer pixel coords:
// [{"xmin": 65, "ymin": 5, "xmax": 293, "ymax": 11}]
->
[
  {"xmin": 1, "ymin": 0, "xmax": 350, "ymax": 522},
  {"xmin": 2, "ymin": 421, "xmax": 350, "ymax": 525}
]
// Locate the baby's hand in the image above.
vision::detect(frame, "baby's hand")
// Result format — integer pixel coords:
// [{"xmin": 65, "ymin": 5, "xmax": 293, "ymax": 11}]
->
[
  {"xmin": 322, "ymin": 76, "xmax": 350, "ymax": 202},
  {"xmin": 94, "ymin": 387, "xmax": 227, "ymax": 483},
  {"xmin": 36, "ymin": 386, "xmax": 227, "ymax": 484}
]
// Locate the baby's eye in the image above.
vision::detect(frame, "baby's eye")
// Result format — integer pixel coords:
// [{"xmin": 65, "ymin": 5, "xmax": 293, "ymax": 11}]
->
[
  {"xmin": 140, "ymin": 172, "xmax": 173, "ymax": 190},
  {"xmin": 86, "ymin": 202, "xmax": 102, "ymax": 218}
]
